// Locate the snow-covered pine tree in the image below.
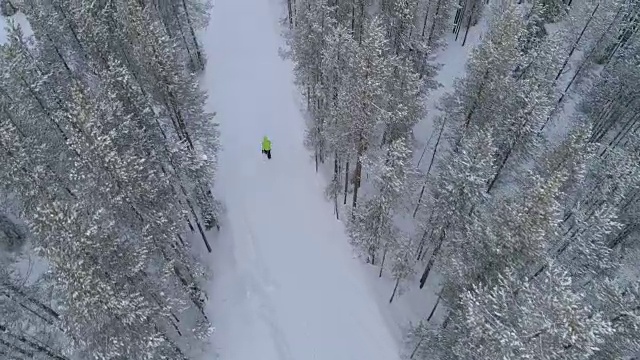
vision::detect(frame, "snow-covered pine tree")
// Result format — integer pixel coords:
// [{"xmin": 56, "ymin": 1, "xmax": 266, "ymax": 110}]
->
[
  {"xmin": 417, "ymin": 127, "xmax": 496, "ymax": 288},
  {"xmin": 437, "ymin": 168, "xmax": 568, "ymax": 300},
  {"xmin": 419, "ymin": 125, "xmax": 589, "ymax": 347},
  {"xmin": 453, "ymin": 0, "xmax": 485, "ymax": 45},
  {"xmin": 150, "ymin": 0, "xmax": 210, "ymax": 71},
  {"xmin": 291, "ymin": 0, "xmax": 332, "ymax": 169},
  {"xmin": 439, "ymin": 1, "xmax": 526, "ymax": 147},
  {"xmin": 345, "ymin": 16, "xmax": 392, "ymax": 211},
  {"xmin": 535, "ymin": 0, "xmax": 569, "ymax": 23},
  {"xmin": 388, "ymin": 235, "xmax": 416, "ymax": 303},
  {"xmin": 484, "ymin": 21, "xmax": 565, "ymax": 192},
  {"xmin": 0, "ymin": 4, "xmax": 215, "ymax": 357},
  {"xmin": 0, "ymin": 215, "xmax": 70, "ymax": 359},
  {"xmin": 0, "ymin": 82, "xmax": 207, "ymax": 358},
  {"xmin": 554, "ymin": 131, "xmax": 640, "ymax": 276},
  {"xmin": 595, "ymin": 0, "xmax": 640, "ymax": 64},
  {"xmin": 538, "ymin": 0, "xmax": 629, "ymax": 131},
  {"xmin": 381, "ymin": 54, "xmax": 426, "ymax": 147},
  {"xmin": 379, "ymin": 0, "xmax": 419, "ymax": 57},
  {"xmin": 417, "ymin": 0, "xmax": 454, "ymax": 51},
  {"xmin": 349, "ymin": 138, "xmax": 412, "ymax": 268},
  {"xmin": 21, "ymin": 0, "xmax": 221, "ymax": 239},
  {"xmin": 591, "ymin": 277, "xmax": 640, "ymax": 359},
  {"xmin": 527, "ymin": 126, "xmax": 640, "ymax": 359},
  {"xmin": 437, "ymin": 266, "xmax": 613, "ymax": 360},
  {"xmin": 319, "ymin": 21, "xmax": 359, "ymax": 216},
  {"xmin": 112, "ymin": 0, "xmax": 221, "ymax": 234}
]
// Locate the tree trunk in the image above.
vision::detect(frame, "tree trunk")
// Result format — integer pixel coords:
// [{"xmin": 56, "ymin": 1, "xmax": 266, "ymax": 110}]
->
[
  {"xmin": 416, "ymin": 131, "xmax": 436, "ymax": 168},
  {"xmin": 389, "ymin": 278, "xmax": 400, "ymax": 303},
  {"xmin": 352, "ymin": 158, "xmax": 361, "ymax": 214},
  {"xmin": 379, "ymin": 247, "xmax": 388, "ymax": 277},
  {"xmin": 409, "ymin": 337, "xmax": 423, "ymax": 359},
  {"xmin": 454, "ymin": 0, "xmax": 468, "ymax": 40},
  {"xmin": 554, "ymin": 3, "xmax": 600, "ymax": 82},
  {"xmin": 419, "ymin": 227, "xmax": 446, "ymax": 288},
  {"xmin": 181, "ymin": 0, "xmax": 205, "ymax": 70},
  {"xmin": 0, "ymin": 324, "xmax": 67, "ymax": 360},
  {"xmin": 1, "ymin": 281, "xmax": 60, "ymax": 320},
  {"xmin": 415, "ymin": 229, "xmax": 429, "ymax": 260},
  {"xmin": 426, "ymin": 0, "xmax": 443, "ymax": 47},
  {"xmin": 170, "ymin": 0, "xmax": 196, "ymax": 70},
  {"xmin": 287, "ymin": 0, "xmax": 294, "ymax": 28},
  {"xmin": 343, "ymin": 160, "xmax": 350, "ymax": 205},
  {"xmin": 427, "ymin": 293, "xmax": 441, "ymax": 321},
  {"xmin": 421, "ymin": 1, "xmax": 430, "ymax": 37},
  {"xmin": 334, "ymin": 154, "xmax": 340, "ymax": 219},
  {"xmin": 461, "ymin": 0, "xmax": 477, "ymax": 46},
  {"xmin": 0, "ymin": 337, "xmax": 33, "ymax": 358},
  {"xmin": 413, "ymin": 117, "xmax": 446, "ymax": 217}
]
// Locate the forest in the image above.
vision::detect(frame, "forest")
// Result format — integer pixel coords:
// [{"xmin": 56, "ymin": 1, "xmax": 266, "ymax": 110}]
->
[
  {"xmin": 287, "ymin": 0, "xmax": 640, "ymax": 358},
  {"xmin": 0, "ymin": 0, "xmax": 219, "ymax": 358},
  {"xmin": 1, "ymin": 0, "xmax": 640, "ymax": 358}
]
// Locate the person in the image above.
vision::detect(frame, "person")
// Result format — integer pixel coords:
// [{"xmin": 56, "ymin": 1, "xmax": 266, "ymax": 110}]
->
[{"xmin": 261, "ymin": 136, "xmax": 272, "ymax": 159}]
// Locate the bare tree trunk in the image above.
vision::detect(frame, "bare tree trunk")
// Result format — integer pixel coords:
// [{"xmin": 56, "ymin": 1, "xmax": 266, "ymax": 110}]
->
[
  {"xmin": 427, "ymin": 293, "xmax": 441, "ymax": 321},
  {"xmin": 415, "ymin": 229, "xmax": 429, "ymax": 260},
  {"xmin": 419, "ymin": 227, "xmax": 446, "ymax": 289},
  {"xmin": 421, "ymin": 1, "xmax": 430, "ymax": 37},
  {"xmin": 426, "ymin": 0, "xmax": 443, "ymax": 47},
  {"xmin": 343, "ymin": 160, "xmax": 350, "ymax": 205},
  {"xmin": 413, "ymin": 117, "xmax": 446, "ymax": 217},
  {"xmin": 454, "ymin": 0, "xmax": 468, "ymax": 40},
  {"xmin": 409, "ymin": 337, "xmax": 423, "ymax": 359},
  {"xmin": 379, "ymin": 247, "xmax": 388, "ymax": 277},
  {"xmin": 461, "ymin": 0, "xmax": 477, "ymax": 46},
  {"xmin": 181, "ymin": 0, "xmax": 205, "ymax": 70},
  {"xmin": 486, "ymin": 111, "xmax": 533, "ymax": 193},
  {"xmin": 554, "ymin": 3, "xmax": 600, "ymax": 82},
  {"xmin": 0, "ymin": 337, "xmax": 33, "ymax": 358},
  {"xmin": 416, "ymin": 131, "xmax": 436, "ymax": 168},
  {"xmin": 1, "ymin": 281, "xmax": 60, "ymax": 320},
  {"xmin": 334, "ymin": 154, "xmax": 340, "ymax": 219},
  {"xmin": 352, "ymin": 144, "xmax": 364, "ymax": 215},
  {"xmin": 0, "ymin": 324, "xmax": 67, "ymax": 360},
  {"xmin": 389, "ymin": 278, "xmax": 400, "ymax": 303}
]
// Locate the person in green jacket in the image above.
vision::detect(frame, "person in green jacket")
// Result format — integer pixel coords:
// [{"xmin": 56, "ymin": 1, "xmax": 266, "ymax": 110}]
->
[{"xmin": 261, "ymin": 136, "xmax": 272, "ymax": 159}]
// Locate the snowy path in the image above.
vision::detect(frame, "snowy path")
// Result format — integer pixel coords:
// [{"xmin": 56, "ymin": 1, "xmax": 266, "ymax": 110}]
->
[{"xmin": 200, "ymin": 0, "xmax": 401, "ymax": 359}]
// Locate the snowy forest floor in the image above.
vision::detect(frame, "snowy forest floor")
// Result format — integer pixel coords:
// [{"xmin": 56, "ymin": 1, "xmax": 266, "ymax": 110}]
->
[{"xmin": 194, "ymin": 0, "xmax": 402, "ymax": 358}]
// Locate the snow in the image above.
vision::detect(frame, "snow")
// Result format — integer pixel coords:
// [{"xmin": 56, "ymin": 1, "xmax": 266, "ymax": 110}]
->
[
  {"xmin": 412, "ymin": 20, "xmax": 488, "ymax": 171},
  {"xmin": 198, "ymin": 0, "xmax": 401, "ymax": 358},
  {"xmin": 0, "ymin": 11, "xmax": 33, "ymax": 44}
]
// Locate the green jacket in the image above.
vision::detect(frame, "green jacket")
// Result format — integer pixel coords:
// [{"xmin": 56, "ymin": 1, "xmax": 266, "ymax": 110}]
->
[{"xmin": 262, "ymin": 136, "xmax": 272, "ymax": 151}]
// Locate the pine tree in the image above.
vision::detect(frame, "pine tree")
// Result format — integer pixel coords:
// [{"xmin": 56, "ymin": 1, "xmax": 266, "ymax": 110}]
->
[
  {"xmin": 319, "ymin": 21, "xmax": 359, "ymax": 216},
  {"xmin": 349, "ymin": 138, "xmax": 412, "ymax": 267},
  {"xmin": 418, "ymin": 0, "xmax": 453, "ymax": 50},
  {"xmin": 345, "ymin": 16, "xmax": 392, "ymax": 211},
  {"xmin": 440, "ymin": 267, "xmax": 613, "ymax": 360},
  {"xmin": 440, "ymin": 1, "xmax": 526, "ymax": 146},
  {"xmin": 291, "ymin": 0, "xmax": 331, "ymax": 168},
  {"xmin": 1, "ymin": 1, "xmax": 217, "ymax": 357},
  {"xmin": 381, "ymin": 54, "xmax": 426, "ymax": 146},
  {"xmin": 418, "ymin": 127, "xmax": 496, "ymax": 288}
]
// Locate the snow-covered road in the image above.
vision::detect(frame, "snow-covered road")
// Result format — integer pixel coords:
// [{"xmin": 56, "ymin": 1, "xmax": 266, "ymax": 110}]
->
[{"xmin": 201, "ymin": 0, "xmax": 401, "ymax": 359}]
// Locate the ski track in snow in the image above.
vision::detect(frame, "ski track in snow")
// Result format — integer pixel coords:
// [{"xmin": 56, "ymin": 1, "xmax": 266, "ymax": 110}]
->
[{"xmin": 200, "ymin": 0, "xmax": 401, "ymax": 359}]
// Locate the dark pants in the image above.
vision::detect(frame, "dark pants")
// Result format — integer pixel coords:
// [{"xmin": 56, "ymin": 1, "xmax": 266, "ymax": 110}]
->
[{"xmin": 262, "ymin": 149, "xmax": 271, "ymax": 159}]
